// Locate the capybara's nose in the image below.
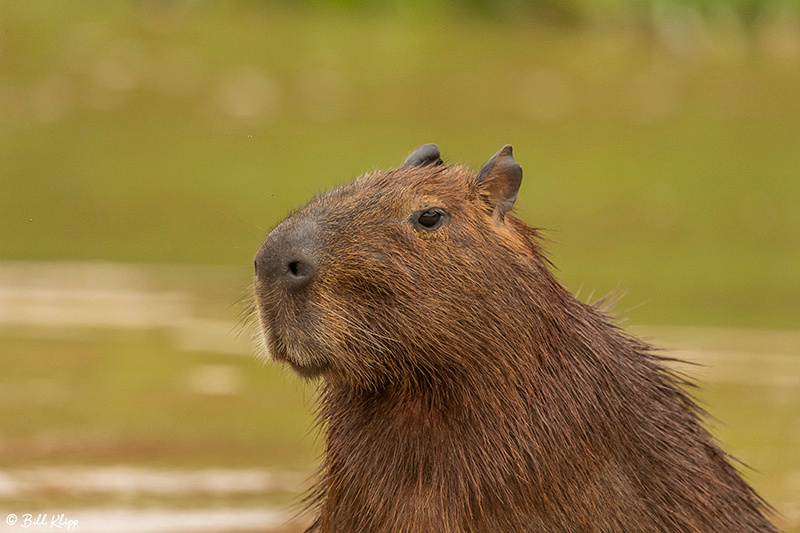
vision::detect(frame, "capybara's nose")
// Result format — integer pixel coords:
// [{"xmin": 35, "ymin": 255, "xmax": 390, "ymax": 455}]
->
[{"xmin": 255, "ymin": 219, "xmax": 320, "ymax": 290}]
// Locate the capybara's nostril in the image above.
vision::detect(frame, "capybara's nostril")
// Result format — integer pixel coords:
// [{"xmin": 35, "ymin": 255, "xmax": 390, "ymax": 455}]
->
[{"xmin": 285, "ymin": 257, "xmax": 315, "ymax": 288}]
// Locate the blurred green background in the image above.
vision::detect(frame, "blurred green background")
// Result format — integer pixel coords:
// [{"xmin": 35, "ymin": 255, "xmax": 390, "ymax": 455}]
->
[{"xmin": 1, "ymin": 1, "xmax": 798, "ymax": 531}]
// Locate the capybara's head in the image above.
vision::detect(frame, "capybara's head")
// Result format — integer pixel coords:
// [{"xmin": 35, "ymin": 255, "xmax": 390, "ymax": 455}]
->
[{"xmin": 254, "ymin": 144, "xmax": 555, "ymax": 389}]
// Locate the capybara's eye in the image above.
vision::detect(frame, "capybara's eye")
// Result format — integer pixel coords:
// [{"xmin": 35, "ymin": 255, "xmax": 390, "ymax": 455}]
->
[
  {"xmin": 413, "ymin": 208, "xmax": 449, "ymax": 231},
  {"xmin": 418, "ymin": 210, "xmax": 441, "ymax": 228}
]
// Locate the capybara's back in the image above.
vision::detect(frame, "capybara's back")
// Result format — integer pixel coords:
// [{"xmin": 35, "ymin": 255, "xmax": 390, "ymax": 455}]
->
[{"xmin": 253, "ymin": 144, "xmax": 777, "ymax": 532}]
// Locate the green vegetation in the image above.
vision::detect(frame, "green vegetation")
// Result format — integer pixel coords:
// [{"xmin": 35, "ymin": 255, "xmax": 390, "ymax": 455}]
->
[{"xmin": 2, "ymin": 1, "xmax": 798, "ymax": 328}]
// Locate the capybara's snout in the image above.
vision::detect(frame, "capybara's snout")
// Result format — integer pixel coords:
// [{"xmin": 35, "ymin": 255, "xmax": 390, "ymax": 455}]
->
[{"xmin": 255, "ymin": 218, "xmax": 321, "ymax": 292}]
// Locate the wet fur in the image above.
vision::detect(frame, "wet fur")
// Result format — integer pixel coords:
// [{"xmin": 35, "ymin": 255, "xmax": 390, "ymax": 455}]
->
[{"xmin": 254, "ymin": 164, "xmax": 777, "ymax": 532}]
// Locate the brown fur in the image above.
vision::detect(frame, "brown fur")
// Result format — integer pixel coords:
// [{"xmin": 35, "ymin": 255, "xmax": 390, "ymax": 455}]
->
[{"xmin": 253, "ymin": 158, "xmax": 777, "ymax": 532}]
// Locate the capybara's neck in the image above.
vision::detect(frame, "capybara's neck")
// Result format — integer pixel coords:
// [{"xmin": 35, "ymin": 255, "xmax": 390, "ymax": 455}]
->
[{"xmin": 311, "ymin": 301, "xmax": 774, "ymax": 533}]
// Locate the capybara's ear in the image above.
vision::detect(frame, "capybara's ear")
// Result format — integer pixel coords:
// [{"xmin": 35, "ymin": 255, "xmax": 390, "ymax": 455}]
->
[
  {"xmin": 402, "ymin": 143, "xmax": 443, "ymax": 168},
  {"xmin": 476, "ymin": 145, "xmax": 522, "ymax": 220}
]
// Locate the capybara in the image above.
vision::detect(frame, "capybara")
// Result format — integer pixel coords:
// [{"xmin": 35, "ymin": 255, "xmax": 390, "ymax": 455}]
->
[{"xmin": 253, "ymin": 144, "xmax": 777, "ymax": 532}]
